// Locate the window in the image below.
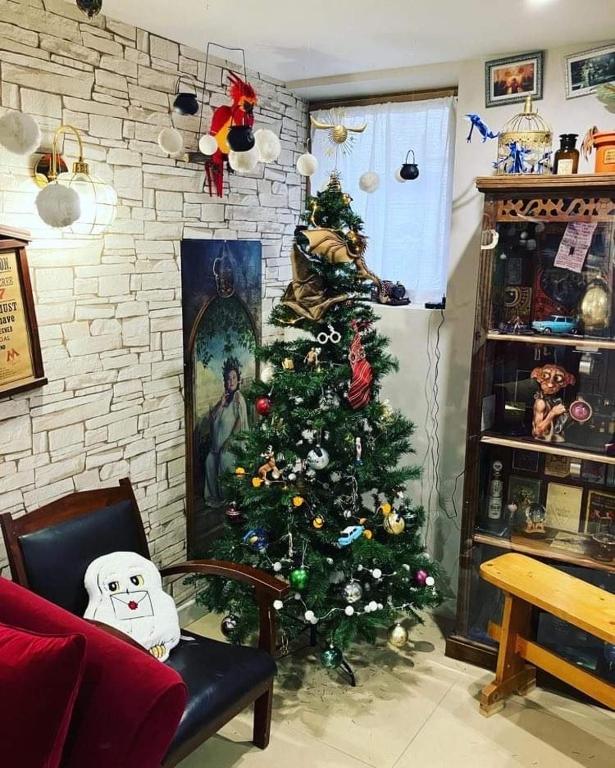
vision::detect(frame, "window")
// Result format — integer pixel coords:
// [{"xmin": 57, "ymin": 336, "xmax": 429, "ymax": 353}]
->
[{"xmin": 310, "ymin": 96, "xmax": 456, "ymax": 305}]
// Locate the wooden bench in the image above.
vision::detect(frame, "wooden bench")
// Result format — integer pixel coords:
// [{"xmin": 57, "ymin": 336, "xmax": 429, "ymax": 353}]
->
[{"xmin": 479, "ymin": 552, "xmax": 615, "ymax": 716}]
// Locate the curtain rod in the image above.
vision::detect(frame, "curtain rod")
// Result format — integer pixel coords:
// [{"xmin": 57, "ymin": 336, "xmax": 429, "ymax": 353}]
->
[{"xmin": 309, "ymin": 87, "xmax": 457, "ymax": 111}]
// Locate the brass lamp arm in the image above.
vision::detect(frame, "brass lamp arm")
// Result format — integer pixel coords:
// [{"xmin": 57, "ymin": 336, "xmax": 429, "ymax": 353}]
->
[{"xmin": 49, "ymin": 124, "xmax": 87, "ymax": 180}]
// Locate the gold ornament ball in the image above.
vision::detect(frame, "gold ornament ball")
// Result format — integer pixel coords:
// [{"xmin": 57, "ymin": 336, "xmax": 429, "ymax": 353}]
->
[
  {"xmin": 235, "ymin": 467, "xmax": 246, "ymax": 476},
  {"xmin": 363, "ymin": 529, "xmax": 373, "ymax": 539},
  {"xmin": 331, "ymin": 125, "xmax": 348, "ymax": 144},
  {"xmin": 379, "ymin": 502, "xmax": 392, "ymax": 516},
  {"xmin": 580, "ymin": 280, "xmax": 610, "ymax": 331},
  {"xmin": 292, "ymin": 495, "xmax": 305, "ymax": 507},
  {"xmin": 312, "ymin": 514, "xmax": 325, "ymax": 529},
  {"xmin": 383, "ymin": 513, "xmax": 405, "ymax": 535},
  {"xmin": 282, "ymin": 357, "xmax": 295, "ymax": 370},
  {"xmin": 388, "ymin": 622, "xmax": 409, "ymax": 648},
  {"xmin": 252, "ymin": 477, "xmax": 263, "ymax": 488}
]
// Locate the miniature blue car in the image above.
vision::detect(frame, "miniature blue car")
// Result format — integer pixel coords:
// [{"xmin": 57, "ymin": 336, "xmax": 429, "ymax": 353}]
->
[
  {"xmin": 531, "ymin": 315, "xmax": 578, "ymax": 335},
  {"xmin": 337, "ymin": 525, "xmax": 364, "ymax": 547}
]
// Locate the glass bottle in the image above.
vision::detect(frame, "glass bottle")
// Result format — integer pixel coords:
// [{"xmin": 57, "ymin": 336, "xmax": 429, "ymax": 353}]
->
[
  {"xmin": 487, "ymin": 460, "xmax": 504, "ymax": 520},
  {"xmin": 553, "ymin": 134, "xmax": 579, "ymax": 175}
]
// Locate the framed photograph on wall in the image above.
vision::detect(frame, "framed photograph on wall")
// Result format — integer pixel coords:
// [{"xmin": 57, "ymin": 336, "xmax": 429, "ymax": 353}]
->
[
  {"xmin": 565, "ymin": 43, "xmax": 615, "ymax": 99},
  {"xmin": 485, "ymin": 51, "xmax": 544, "ymax": 107}
]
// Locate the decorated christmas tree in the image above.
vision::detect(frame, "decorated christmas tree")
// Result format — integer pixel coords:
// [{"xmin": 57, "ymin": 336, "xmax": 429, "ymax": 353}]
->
[{"xmin": 193, "ymin": 172, "xmax": 441, "ymax": 672}]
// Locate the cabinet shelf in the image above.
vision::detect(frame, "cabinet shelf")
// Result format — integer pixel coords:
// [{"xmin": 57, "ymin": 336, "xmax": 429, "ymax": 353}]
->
[
  {"xmin": 473, "ymin": 531, "xmax": 615, "ymax": 575},
  {"xmin": 480, "ymin": 434, "xmax": 615, "ymax": 465},
  {"xmin": 486, "ymin": 332, "xmax": 615, "ymax": 350}
]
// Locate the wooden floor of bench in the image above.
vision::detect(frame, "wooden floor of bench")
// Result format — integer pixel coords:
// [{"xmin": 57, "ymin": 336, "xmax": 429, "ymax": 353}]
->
[{"xmin": 478, "ymin": 553, "xmax": 615, "ymax": 716}]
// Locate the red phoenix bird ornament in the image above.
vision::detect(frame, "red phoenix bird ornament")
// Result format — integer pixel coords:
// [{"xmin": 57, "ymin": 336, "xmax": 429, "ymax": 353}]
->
[
  {"xmin": 347, "ymin": 321, "xmax": 373, "ymax": 410},
  {"xmin": 204, "ymin": 71, "xmax": 257, "ymax": 197}
]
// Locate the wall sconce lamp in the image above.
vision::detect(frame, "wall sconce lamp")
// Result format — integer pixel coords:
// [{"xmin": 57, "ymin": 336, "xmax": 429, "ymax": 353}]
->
[{"xmin": 35, "ymin": 124, "xmax": 117, "ymax": 237}]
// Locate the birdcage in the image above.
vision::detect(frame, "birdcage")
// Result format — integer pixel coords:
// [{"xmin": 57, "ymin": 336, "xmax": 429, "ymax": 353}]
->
[{"xmin": 496, "ymin": 96, "xmax": 552, "ymax": 175}]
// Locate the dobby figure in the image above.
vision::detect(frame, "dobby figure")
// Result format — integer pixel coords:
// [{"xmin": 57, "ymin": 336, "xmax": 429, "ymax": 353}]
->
[
  {"xmin": 531, "ymin": 364, "xmax": 576, "ymax": 443},
  {"xmin": 84, "ymin": 552, "xmax": 180, "ymax": 661}
]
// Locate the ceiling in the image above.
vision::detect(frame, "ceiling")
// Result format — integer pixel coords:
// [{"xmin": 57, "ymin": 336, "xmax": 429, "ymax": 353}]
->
[{"xmin": 102, "ymin": 0, "xmax": 615, "ymax": 98}]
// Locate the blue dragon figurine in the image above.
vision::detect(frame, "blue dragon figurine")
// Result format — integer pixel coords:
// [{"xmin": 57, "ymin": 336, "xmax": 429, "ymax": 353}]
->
[
  {"xmin": 493, "ymin": 141, "xmax": 533, "ymax": 174},
  {"xmin": 465, "ymin": 113, "xmax": 499, "ymax": 143}
]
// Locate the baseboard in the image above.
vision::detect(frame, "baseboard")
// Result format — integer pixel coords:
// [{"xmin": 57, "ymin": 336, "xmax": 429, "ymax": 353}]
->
[{"xmin": 177, "ymin": 597, "xmax": 206, "ymax": 628}]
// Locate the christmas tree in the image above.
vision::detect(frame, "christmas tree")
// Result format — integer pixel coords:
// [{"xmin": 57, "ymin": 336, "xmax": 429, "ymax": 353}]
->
[{"xmin": 193, "ymin": 172, "xmax": 441, "ymax": 670}]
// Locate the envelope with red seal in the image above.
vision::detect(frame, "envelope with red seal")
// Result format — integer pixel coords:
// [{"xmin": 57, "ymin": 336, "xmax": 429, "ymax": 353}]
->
[{"xmin": 111, "ymin": 590, "xmax": 154, "ymax": 620}]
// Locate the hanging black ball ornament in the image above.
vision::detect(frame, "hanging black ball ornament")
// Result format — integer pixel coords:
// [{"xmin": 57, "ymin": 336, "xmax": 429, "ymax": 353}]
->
[
  {"xmin": 400, "ymin": 163, "xmax": 420, "ymax": 180},
  {"xmin": 399, "ymin": 148, "xmax": 419, "ymax": 180},
  {"xmin": 227, "ymin": 125, "xmax": 255, "ymax": 152},
  {"xmin": 320, "ymin": 645, "xmax": 343, "ymax": 669},
  {"xmin": 173, "ymin": 92, "xmax": 199, "ymax": 116},
  {"xmin": 221, "ymin": 614, "xmax": 238, "ymax": 637},
  {"xmin": 76, "ymin": 0, "xmax": 103, "ymax": 17}
]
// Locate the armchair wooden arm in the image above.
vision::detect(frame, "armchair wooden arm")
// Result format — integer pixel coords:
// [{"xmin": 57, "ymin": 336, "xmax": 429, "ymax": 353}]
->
[
  {"xmin": 160, "ymin": 560, "xmax": 290, "ymax": 655},
  {"xmin": 85, "ymin": 618, "xmax": 148, "ymax": 653}
]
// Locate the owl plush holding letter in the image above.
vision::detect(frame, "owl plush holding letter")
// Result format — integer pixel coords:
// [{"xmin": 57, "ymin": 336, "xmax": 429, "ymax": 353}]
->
[{"xmin": 84, "ymin": 552, "xmax": 180, "ymax": 662}]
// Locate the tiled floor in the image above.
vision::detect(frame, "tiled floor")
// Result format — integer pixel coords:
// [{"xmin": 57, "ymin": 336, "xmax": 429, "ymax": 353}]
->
[{"xmin": 178, "ymin": 614, "xmax": 615, "ymax": 768}]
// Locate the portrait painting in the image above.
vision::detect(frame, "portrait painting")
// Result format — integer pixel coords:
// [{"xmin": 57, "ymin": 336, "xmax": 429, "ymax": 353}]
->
[
  {"xmin": 485, "ymin": 51, "xmax": 544, "ymax": 107},
  {"xmin": 565, "ymin": 44, "xmax": 615, "ymax": 98},
  {"xmin": 181, "ymin": 239, "xmax": 262, "ymax": 556}
]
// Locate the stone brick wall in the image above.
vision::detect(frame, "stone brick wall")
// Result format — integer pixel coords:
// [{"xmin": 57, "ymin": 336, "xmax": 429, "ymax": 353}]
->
[{"xmin": 0, "ymin": 0, "xmax": 307, "ymax": 587}]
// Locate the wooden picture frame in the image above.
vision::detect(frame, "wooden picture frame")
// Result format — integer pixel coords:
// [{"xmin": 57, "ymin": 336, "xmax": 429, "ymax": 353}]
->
[
  {"xmin": 485, "ymin": 51, "xmax": 544, "ymax": 108},
  {"xmin": 0, "ymin": 226, "xmax": 46, "ymax": 397}
]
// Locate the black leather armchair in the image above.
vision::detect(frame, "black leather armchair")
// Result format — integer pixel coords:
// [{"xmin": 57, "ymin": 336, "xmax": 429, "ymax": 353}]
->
[{"xmin": 0, "ymin": 478, "xmax": 289, "ymax": 767}]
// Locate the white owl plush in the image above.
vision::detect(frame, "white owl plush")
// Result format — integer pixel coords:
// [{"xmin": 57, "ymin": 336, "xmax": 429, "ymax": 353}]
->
[{"xmin": 84, "ymin": 552, "xmax": 181, "ymax": 662}]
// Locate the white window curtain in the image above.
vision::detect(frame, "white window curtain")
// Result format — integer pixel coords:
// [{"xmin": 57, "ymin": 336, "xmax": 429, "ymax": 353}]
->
[{"xmin": 310, "ymin": 97, "xmax": 456, "ymax": 305}]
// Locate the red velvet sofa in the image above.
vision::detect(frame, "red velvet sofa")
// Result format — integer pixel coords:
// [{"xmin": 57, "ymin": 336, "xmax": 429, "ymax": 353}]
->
[{"xmin": 0, "ymin": 576, "xmax": 187, "ymax": 768}]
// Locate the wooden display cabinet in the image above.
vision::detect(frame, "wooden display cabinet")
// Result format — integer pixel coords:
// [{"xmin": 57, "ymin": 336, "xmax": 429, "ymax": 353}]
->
[{"xmin": 446, "ymin": 175, "xmax": 615, "ymax": 686}]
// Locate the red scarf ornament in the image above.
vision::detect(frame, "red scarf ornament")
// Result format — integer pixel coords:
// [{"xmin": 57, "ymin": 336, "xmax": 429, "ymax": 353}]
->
[{"xmin": 347, "ymin": 321, "xmax": 373, "ymax": 410}]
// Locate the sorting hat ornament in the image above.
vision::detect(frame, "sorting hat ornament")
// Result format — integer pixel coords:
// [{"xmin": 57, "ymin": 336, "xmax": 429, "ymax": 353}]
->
[{"xmin": 396, "ymin": 149, "xmax": 419, "ymax": 182}]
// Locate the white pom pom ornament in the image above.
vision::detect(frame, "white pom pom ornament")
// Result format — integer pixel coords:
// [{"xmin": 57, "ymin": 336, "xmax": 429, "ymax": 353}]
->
[
  {"xmin": 198, "ymin": 134, "xmax": 218, "ymax": 156},
  {"xmin": 359, "ymin": 171, "xmax": 380, "ymax": 193},
  {"xmin": 228, "ymin": 147, "xmax": 259, "ymax": 173},
  {"xmin": 395, "ymin": 168, "xmax": 408, "ymax": 183},
  {"xmin": 254, "ymin": 129, "xmax": 281, "ymax": 163},
  {"xmin": 296, "ymin": 152, "xmax": 318, "ymax": 176},
  {"xmin": 0, "ymin": 111, "xmax": 41, "ymax": 155},
  {"xmin": 158, "ymin": 127, "xmax": 184, "ymax": 155},
  {"xmin": 35, "ymin": 183, "xmax": 81, "ymax": 228}
]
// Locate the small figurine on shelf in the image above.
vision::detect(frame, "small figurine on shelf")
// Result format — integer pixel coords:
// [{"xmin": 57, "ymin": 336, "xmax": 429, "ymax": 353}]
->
[
  {"xmin": 531, "ymin": 364, "xmax": 576, "ymax": 443},
  {"xmin": 493, "ymin": 141, "xmax": 533, "ymax": 174},
  {"xmin": 465, "ymin": 114, "xmax": 499, "ymax": 143},
  {"xmin": 524, "ymin": 502, "xmax": 547, "ymax": 536}
]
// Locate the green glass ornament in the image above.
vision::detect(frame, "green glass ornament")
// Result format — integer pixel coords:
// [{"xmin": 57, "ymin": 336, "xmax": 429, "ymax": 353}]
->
[
  {"xmin": 320, "ymin": 645, "xmax": 343, "ymax": 669},
  {"xmin": 289, "ymin": 567, "xmax": 309, "ymax": 590}
]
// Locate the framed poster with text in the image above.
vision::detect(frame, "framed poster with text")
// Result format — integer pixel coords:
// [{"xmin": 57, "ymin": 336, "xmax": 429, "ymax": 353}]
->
[{"xmin": 0, "ymin": 227, "xmax": 46, "ymax": 397}]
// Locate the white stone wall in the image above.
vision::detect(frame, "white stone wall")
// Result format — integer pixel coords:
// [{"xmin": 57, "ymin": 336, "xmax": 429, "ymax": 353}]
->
[{"xmin": 0, "ymin": 0, "xmax": 307, "ymax": 582}]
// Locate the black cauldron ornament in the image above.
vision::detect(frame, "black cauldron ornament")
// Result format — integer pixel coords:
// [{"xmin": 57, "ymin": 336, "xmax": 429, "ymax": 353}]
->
[
  {"xmin": 399, "ymin": 149, "xmax": 419, "ymax": 180},
  {"xmin": 227, "ymin": 124, "xmax": 255, "ymax": 152},
  {"xmin": 173, "ymin": 79, "xmax": 199, "ymax": 116},
  {"xmin": 76, "ymin": 0, "xmax": 103, "ymax": 17}
]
